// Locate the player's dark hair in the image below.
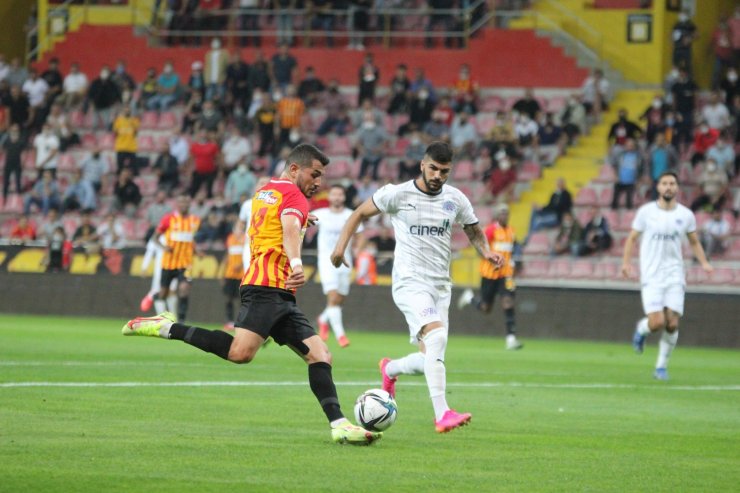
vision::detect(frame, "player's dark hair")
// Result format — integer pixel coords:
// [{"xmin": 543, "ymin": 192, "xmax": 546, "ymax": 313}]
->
[
  {"xmin": 288, "ymin": 143, "xmax": 330, "ymax": 168},
  {"xmin": 657, "ymin": 171, "xmax": 679, "ymax": 184},
  {"xmin": 424, "ymin": 141, "xmax": 453, "ymax": 164}
]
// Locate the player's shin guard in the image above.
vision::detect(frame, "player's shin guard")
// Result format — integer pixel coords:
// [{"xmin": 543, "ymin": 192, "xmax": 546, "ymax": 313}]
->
[
  {"xmin": 308, "ymin": 362, "xmax": 344, "ymax": 422},
  {"xmin": 422, "ymin": 329, "xmax": 449, "ymax": 420},
  {"xmin": 177, "ymin": 297, "xmax": 189, "ymax": 323},
  {"xmin": 386, "ymin": 352, "xmax": 425, "ymax": 376},
  {"xmin": 167, "ymin": 323, "xmax": 233, "ymax": 360},
  {"xmin": 504, "ymin": 307, "xmax": 516, "ymax": 335}
]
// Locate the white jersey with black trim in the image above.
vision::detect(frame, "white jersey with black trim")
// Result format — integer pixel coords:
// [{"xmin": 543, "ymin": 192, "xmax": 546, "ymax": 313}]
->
[
  {"xmin": 631, "ymin": 201, "xmax": 696, "ymax": 286},
  {"xmin": 312, "ymin": 207, "xmax": 362, "ymax": 267},
  {"xmin": 372, "ymin": 180, "xmax": 478, "ymax": 286}
]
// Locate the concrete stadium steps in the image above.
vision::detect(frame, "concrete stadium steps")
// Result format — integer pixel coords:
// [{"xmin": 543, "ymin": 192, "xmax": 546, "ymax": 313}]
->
[{"xmin": 38, "ymin": 25, "xmax": 589, "ymax": 88}]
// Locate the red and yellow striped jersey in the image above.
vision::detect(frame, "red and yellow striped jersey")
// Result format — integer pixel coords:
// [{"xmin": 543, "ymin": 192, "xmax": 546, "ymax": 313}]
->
[
  {"xmin": 242, "ymin": 179, "xmax": 308, "ymax": 291},
  {"xmin": 157, "ymin": 212, "xmax": 201, "ymax": 270},
  {"xmin": 224, "ymin": 232, "xmax": 246, "ymax": 280},
  {"xmin": 479, "ymin": 223, "xmax": 515, "ymax": 280},
  {"xmin": 277, "ymin": 97, "xmax": 305, "ymax": 129}
]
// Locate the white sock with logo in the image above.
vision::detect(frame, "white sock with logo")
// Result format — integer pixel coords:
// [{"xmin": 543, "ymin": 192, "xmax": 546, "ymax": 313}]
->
[
  {"xmin": 637, "ymin": 317, "xmax": 651, "ymax": 336},
  {"xmin": 318, "ymin": 307, "xmax": 329, "ymax": 324},
  {"xmin": 386, "ymin": 352, "xmax": 425, "ymax": 377},
  {"xmin": 656, "ymin": 330, "xmax": 678, "ymax": 369},
  {"xmin": 326, "ymin": 306, "xmax": 345, "ymax": 339},
  {"xmin": 423, "ymin": 329, "xmax": 449, "ymax": 421}
]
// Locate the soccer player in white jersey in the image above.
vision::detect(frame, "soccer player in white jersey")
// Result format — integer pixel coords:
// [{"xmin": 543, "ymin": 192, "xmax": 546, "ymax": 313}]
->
[
  {"xmin": 139, "ymin": 234, "xmax": 178, "ymax": 314},
  {"xmin": 621, "ymin": 171, "xmax": 712, "ymax": 381},
  {"xmin": 313, "ymin": 184, "xmax": 363, "ymax": 347},
  {"xmin": 331, "ymin": 142, "xmax": 504, "ymax": 433}
]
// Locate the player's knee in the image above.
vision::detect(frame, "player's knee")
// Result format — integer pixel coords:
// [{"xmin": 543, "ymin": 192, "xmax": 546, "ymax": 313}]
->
[
  {"xmin": 647, "ymin": 315, "xmax": 666, "ymax": 331},
  {"xmin": 306, "ymin": 345, "xmax": 332, "ymax": 365},
  {"xmin": 665, "ymin": 320, "xmax": 679, "ymax": 333},
  {"xmin": 228, "ymin": 346, "xmax": 256, "ymax": 364}
]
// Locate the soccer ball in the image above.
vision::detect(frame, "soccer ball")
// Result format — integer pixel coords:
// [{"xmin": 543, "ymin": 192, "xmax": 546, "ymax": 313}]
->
[{"xmin": 354, "ymin": 389, "xmax": 398, "ymax": 432}]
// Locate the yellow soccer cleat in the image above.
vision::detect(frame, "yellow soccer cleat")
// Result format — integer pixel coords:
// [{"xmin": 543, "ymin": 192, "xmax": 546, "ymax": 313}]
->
[
  {"xmin": 331, "ymin": 422, "xmax": 383, "ymax": 445},
  {"xmin": 121, "ymin": 312, "xmax": 176, "ymax": 337}
]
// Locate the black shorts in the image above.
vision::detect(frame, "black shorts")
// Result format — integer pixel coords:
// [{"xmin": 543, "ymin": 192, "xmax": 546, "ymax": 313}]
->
[
  {"xmin": 235, "ymin": 285, "xmax": 316, "ymax": 353},
  {"xmin": 222, "ymin": 278, "xmax": 241, "ymax": 298},
  {"xmin": 160, "ymin": 268, "xmax": 192, "ymax": 289},
  {"xmin": 479, "ymin": 277, "xmax": 515, "ymax": 306}
]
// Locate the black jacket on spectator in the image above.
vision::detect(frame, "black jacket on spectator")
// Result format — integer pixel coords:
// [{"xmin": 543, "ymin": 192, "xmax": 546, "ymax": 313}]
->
[
  {"xmin": 7, "ymin": 94, "xmax": 30, "ymax": 126},
  {"xmin": 114, "ymin": 179, "xmax": 142, "ymax": 207},
  {"xmin": 542, "ymin": 189, "xmax": 573, "ymax": 221},
  {"xmin": 88, "ymin": 79, "xmax": 121, "ymax": 110},
  {"xmin": 512, "ymin": 98, "xmax": 541, "ymax": 119}
]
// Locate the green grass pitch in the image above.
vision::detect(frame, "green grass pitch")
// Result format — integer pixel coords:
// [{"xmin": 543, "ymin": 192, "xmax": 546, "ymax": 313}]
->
[{"xmin": 1, "ymin": 314, "xmax": 738, "ymax": 492}]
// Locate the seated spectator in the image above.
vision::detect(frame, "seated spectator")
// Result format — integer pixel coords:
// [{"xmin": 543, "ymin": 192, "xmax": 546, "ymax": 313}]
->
[
  {"xmin": 97, "ymin": 213, "xmax": 126, "ymax": 249},
  {"xmin": 701, "ymin": 91, "xmax": 730, "ymax": 131},
  {"xmin": 608, "ymin": 109, "xmax": 642, "ymax": 148},
  {"xmin": 181, "ymin": 90, "xmax": 203, "ymax": 133},
  {"xmin": 60, "ymin": 62, "xmax": 88, "ymax": 109},
  {"xmin": 512, "ymin": 88, "xmax": 541, "ymax": 119},
  {"xmin": 195, "ymin": 209, "xmax": 228, "ymax": 248},
  {"xmin": 398, "ymin": 131, "xmax": 425, "ymax": 181},
  {"xmin": 33, "ymin": 121, "xmax": 60, "ymax": 177},
  {"xmin": 398, "ymin": 88, "xmax": 435, "ymax": 136},
  {"xmin": 514, "ymin": 113, "xmax": 539, "ymax": 161},
  {"xmin": 425, "ymin": 0, "xmax": 457, "ymax": 48},
  {"xmin": 317, "ymin": 80, "xmax": 350, "ymax": 136},
  {"xmin": 422, "ymin": 109, "xmax": 451, "ymax": 141},
  {"xmin": 706, "ymin": 133, "xmax": 735, "ymax": 178},
  {"xmin": 354, "ymin": 175, "xmax": 379, "ymax": 207},
  {"xmin": 578, "ymin": 206, "xmax": 613, "ymax": 256},
  {"xmin": 189, "ymin": 130, "xmax": 221, "ymax": 198},
  {"xmin": 196, "ymin": 99, "xmax": 225, "ymax": 135},
  {"xmin": 21, "ymin": 68, "xmax": 49, "ymax": 127},
  {"xmin": 43, "ymin": 225, "xmax": 72, "ymax": 272},
  {"xmin": 276, "ymin": 84, "xmax": 305, "ymax": 147},
  {"xmin": 144, "ymin": 190, "xmax": 171, "ymax": 240},
  {"xmin": 9, "ymin": 214, "xmax": 37, "ymax": 244},
  {"xmin": 80, "ymin": 148, "xmax": 108, "ymax": 193},
  {"xmin": 153, "ymin": 143, "xmax": 180, "ymax": 194},
  {"xmin": 41, "ymin": 57, "xmax": 63, "ymax": 103},
  {"xmin": 647, "ymin": 133, "xmax": 679, "ymax": 199},
  {"xmin": 691, "ymin": 159, "xmax": 729, "ymax": 212},
  {"xmin": 354, "ymin": 112, "xmax": 388, "ymax": 180},
  {"xmin": 146, "ymin": 62, "xmax": 180, "ymax": 112},
  {"xmin": 190, "ymin": 189, "xmax": 211, "ymax": 220},
  {"xmin": 551, "ymin": 211, "xmax": 582, "ymax": 257},
  {"xmin": 62, "ymin": 169, "xmax": 97, "ymax": 213},
  {"xmin": 7, "ymin": 85, "xmax": 33, "ymax": 131},
  {"xmin": 113, "ymin": 106, "xmax": 140, "ymax": 174},
  {"xmin": 24, "ymin": 169, "xmax": 60, "ymax": 215},
  {"xmin": 719, "ymin": 67, "xmax": 738, "ymax": 107},
  {"xmin": 297, "ymin": 66, "xmax": 325, "ymax": 107},
  {"xmin": 186, "ymin": 61, "xmax": 206, "ymax": 103},
  {"xmin": 254, "ymin": 95, "xmax": 277, "ymax": 157},
  {"xmin": 558, "ymin": 94, "xmax": 586, "ymax": 144},
  {"xmin": 111, "ymin": 60, "xmax": 136, "ymax": 98},
  {"xmin": 387, "ymin": 64, "xmax": 410, "ymax": 115},
  {"xmin": 450, "ymin": 111, "xmax": 478, "ymax": 157},
  {"xmin": 169, "ymin": 130, "xmax": 190, "ymax": 168},
  {"xmin": 699, "ymin": 207, "xmax": 731, "ymax": 258},
  {"xmin": 528, "ymin": 177, "xmax": 572, "ymax": 233},
  {"xmin": 221, "ymin": 126, "xmax": 251, "ymax": 173},
  {"xmin": 6, "ymin": 57, "xmax": 28, "ymax": 90},
  {"xmin": 87, "ymin": 66, "xmax": 121, "ymax": 128},
  {"xmin": 113, "ymin": 167, "xmax": 142, "ymax": 216},
  {"xmin": 72, "ymin": 211, "xmax": 100, "ymax": 254},
  {"xmin": 692, "ymin": 121, "xmax": 721, "ymax": 166},
  {"xmin": 537, "ymin": 113, "xmax": 564, "ymax": 166},
  {"xmin": 487, "ymin": 150, "xmax": 517, "ymax": 203},
  {"xmin": 639, "ymin": 94, "xmax": 668, "ymax": 144},
  {"xmin": 271, "ymin": 42, "xmax": 298, "ymax": 86},
  {"xmin": 452, "ymin": 64, "xmax": 479, "ymax": 114},
  {"xmin": 611, "ymin": 138, "xmax": 644, "ymax": 210},
  {"xmin": 47, "ymin": 103, "xmax": 80, "ymax": 151},
  {"xmin": 409, "ymin": 67, "xmax": 436, "ymax": 103},
  {"xmin": 2, "ymin": 124, "xmax": 25, "ymax": 203},
  {"xmin": 225, "ymin": 163, "xmax": 257, "ymax": 208},
  {"xmin": 225, "ymin": 51, "xmax": 250, "ymax": 112},
  {"xmin": 138, "ymin": 67, "xmax": 158, "ymax": 109}
]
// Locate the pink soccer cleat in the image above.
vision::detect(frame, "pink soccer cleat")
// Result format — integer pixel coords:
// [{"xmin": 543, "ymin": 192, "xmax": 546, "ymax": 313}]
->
[
  {"xmin": 317, "ymin": 317, "xmax": 330, "ymax": 341},
  {"xmin": 338, "ymin": 335, "xmax": 350, "ymax": 348},
  {"xmin": 139, "ymin": 293, "xmax": 154, "ymax": 312},
  {"xmin": 434, "ymin": 409, "xmax": 472, "ymax": 433},
  {"xmin": 378, "ymin": 357, "xmax": 397, "ymax": 397}
]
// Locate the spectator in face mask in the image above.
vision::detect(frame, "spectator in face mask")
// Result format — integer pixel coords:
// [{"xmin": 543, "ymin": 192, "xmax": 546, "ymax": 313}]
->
[
  {"xmin": 81, "ymin": 147, "xmax": 108, "ymax": 192},
  {"xmin": 221, "ymin": 126, "xmax": 252, "ymax": 173},
  {"xmin": 691, "ymin": 121, "xmax": 720, "ymax": 166},
  {"xmin": 608, "ymin": 109, "xmax": 642, "ymax": 147},
  {"xmin": 398, "ymin": 131, "xmax": 426, "ymax": 181},
  {"xmin": 224, "ymin": 163, "xmax": 257, "ymax": 207},
  {"xmin": 204, "ymin": 38, "xmax": 228, "ymax": 101},
  {"xmin": 146, "ymin": 62, "xmax": 180, "ymax": 112},
  {"xmin": 720, "ymin": 67, "xmax": 739, "ymax": 107},
  {"xmin": 487, "ymin": 150, "xmax": 517, "ymax": 203},
  {"xmin": 691, "ymin": 159, "xmax": 729, "ymax": 212},
  {"xmin": 354, "ymin": 113, "xmax": 388, "ymax": 180},
  {"xmin": 640, "ymin": 94, "xmax": 668, "ymax": 145},
  {"xmin": 672, "ymin": 10, "xmax": 697, "ymax": 74},
  {"xmin": 87, "ymin": 65, "xmax": 121, "ymax": 128}
]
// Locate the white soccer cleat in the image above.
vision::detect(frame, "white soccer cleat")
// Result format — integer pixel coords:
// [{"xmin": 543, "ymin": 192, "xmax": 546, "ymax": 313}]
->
[
  {"xmin": 506, "ymin": 334, "xmax": 523, "ymax": 350},
  {"xmin": 457, "ymin": 288, "xmax": 475, "ymax": 310}
]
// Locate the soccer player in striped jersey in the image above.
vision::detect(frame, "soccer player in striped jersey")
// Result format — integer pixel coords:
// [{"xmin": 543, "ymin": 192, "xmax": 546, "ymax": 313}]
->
[
  {"xmin": 457, "ymin": 204, "xmax": 523, "ymax": 350},
  {"xmin": 122, "ymin": 144, "xmax": 381, "ymax": 445},
  {"xmin": 151, "ymin": 194, "xmax": 201, "ymax": 323}
]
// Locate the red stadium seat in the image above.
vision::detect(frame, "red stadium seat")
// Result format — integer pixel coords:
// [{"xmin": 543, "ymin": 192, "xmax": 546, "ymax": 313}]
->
[
  {"xmin": 81, "ymin": 133, "xmax": 98, "ymax": 149},
  {"xmin": 139, "ymin": 111, "xmax": 159, "ymax": 130},
  {"xmin": 137, "ymin": 135, "xmax": 155, "ymax": 152},
  {"xmin": 57, "ymin": 153, "xmax": 77, "ymax": 171},
  {"xmin": 594, "ymin": 164, "xmax": 616, "ymax": 184},
  {"xmin": 597, "ymin": 187, "xmax": 614, "ymax": 207},
  {"xmin": 98, "ymin": 132, "xmax": 115, "ymax": 150},
  {"xmin": 523, "ymin": 232, "xmax": 549, "ymax": 255},
  {"xmin": 617, "ymin": 210, "xmax": 636, "ymax": 231},
  {"xmin": 601, "ymin": 208, "xmax": 619, "ymax": 229},
  {"xmin": 725, "ymin": 238, "xmax": 740, "ymax": 260},
  {"xmin": 475, "ymin": 114, "xmax": 497, "ymax": 136},
  {"xmin": 452, "ymin": 160, "xmax": 475, "ymax": 181},
  {"xmin": 517, "ymin": 161, "xmax": 541, "ymax": 182},
  {"xmin": 378, "ymin": 160, "xmax": 398, "ymax": 181},
  {"xmin": 325, "ymin": 159, "xmax": 351, "ymax": 179},
  {"xmin": 156, "ymin": 112, "xmax": 178, "ymax": 130},
  {"xmin": 3, "ymin": 194, "xmax": 23, "ymax": 212},
  {"xmin": 549, "ymin": 259, "xmax": 571, "ymax": 277},
  {"xmin": 520, "ymin": 259, "xmax": 550, "ymax": 278},
  {"xmin": 328, "ymin": 136, "xmax": 352, "ymax": 156},
  {"xmin": 391, "ymin": 138, "xmax": 410, "ymax": 157},
  {"xmin": 69, "ymin": 111, "xmax": 86, "ymax": 128},
  {"xmin": 574, "ymin": 187, "xmax": 597, "ymax": 207},
  {"xmin": 593, "ymin": 261, "xmax": 619, "ymax": 280},
  {"xmin": 481, "ymin": 95, "xmax": 504, "ymax": 112},
  {"xmin": 569, "ymin": 260, "xmax": 593, "ymax": 278}
]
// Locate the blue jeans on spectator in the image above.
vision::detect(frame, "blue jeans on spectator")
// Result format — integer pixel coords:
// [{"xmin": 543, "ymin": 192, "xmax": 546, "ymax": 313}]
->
[
  {"xmin": 528, "ymin": 209, "xmax": 559, "ymax": 234},
  {"xmin": 205, "ymin": 83, "xmax": 224, "ymax": 102},
  {"xmin": 25, "ymin": 195, "xmax": 60, "ymax": 215},
  {"xmin": 311, "ymin": 14, "xmax": 335, "ymax": 47},
  {"xmin": 146, "ymin": 93, "xmax": 178, "ymax": 111},
  {"xmin": 317, "ymin": 117, "xmax": 349, "ymax": 136},
  {"xmin": 359, "ymin": 156, "xmax": 382, "ymax": 180}
]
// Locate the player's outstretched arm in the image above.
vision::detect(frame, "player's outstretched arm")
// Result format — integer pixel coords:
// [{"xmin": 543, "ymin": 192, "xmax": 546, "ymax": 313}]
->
[
  {"xmin": 463, "ymin": 223, "xmax": 503, "ymax": 267},
  {"xmin": 331, "ymin": 198, "xmax": 381, "ymax": 268},
  {"xmin": 687, "ymin": 231, "xmax": 713, "ymax": 273},
  {"xmin": 621, "ymin": 230, "xmax": 640, "ymax": 278}
]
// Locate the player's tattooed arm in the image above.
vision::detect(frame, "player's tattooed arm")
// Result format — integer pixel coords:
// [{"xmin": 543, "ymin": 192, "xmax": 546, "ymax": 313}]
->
[{"xmin": 463, "ymin": 223, "xmax": 503, "ymax": 267}]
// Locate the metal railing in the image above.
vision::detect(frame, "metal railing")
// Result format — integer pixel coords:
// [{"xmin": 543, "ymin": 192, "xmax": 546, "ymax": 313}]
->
[{"xmin": 534, "ymin": 0, "xmax": 604, "ymax": 67}]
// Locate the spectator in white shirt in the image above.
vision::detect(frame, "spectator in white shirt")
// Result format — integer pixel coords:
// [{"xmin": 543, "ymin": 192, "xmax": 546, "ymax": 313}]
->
[
  {"xmin": 581, "ymin": 68, "xmax": 611, "ymax": 115},
  {"xmin": 169, "ymin": 131, "xmax": 190, "ymax": 167},
  {"xmin": 34, "ymin": 122, "xmax": 61, "ymax": 176},
  {"xmin": 221, "ymin": 126, "xmax": 251, "ymax": 172},
  {"xmin": 61, "ymin": 62, "xmax": 88, "ymax": 109},
  {"xmin": 21, "ymin": 69, "xmax": 49, "ymax": 108},
  {"xmin": 701, "ymin": 92, "xmax": 730, "ymax": 131},
  {"xmin": 699, "ymin": 208, "xmax": 730, "ymax": 258},
  {"xmin": 449, "ymin": 111, "xmax": 478, "ymax": 157},
  {"xmin": 515, "ymin": 113, "xmax": 540, "ymax": 161},
  {"xmin": 81, "ymin": 148, "xmax": 109, "ymax": 192},
  {"xmin": 97, "ymin": 213, "xmax": 126, "ymax": 249}
]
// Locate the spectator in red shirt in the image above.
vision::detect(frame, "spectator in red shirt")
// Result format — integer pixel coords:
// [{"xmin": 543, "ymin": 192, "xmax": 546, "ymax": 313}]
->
[
  {"xmin": 189, "ymin": 130, "xmax": 221, "ymax": 198},
  {"xmin": 9, "ymin": 214, "xmax": 37, "ymax": 244},
  {"xmin": 487, "ymin": 150, "xmax": 517, "ymax": 202},
  {"xmin": 711, "ymin": 20, "xmax": 734, "ymax": 89},
  {"xmin": 692, "ymin": 121, "xmax": 720, "ymax": 167}
]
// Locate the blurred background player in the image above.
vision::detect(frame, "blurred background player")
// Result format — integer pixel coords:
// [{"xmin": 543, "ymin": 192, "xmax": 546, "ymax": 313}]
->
[
  {"xmin": 354, "ymin": 238, "xmax": 377, "ymax": 285},
  {"xmin": 331, "ymin": 142, "xmax": 503, "ymax": 433},
  {"xmin": 313, "ymin": 184, "xmax": 363, "ymax": 348},
  {"xmin": 222, "ymin": 220, "xmax": 246, "ymax": 330},
  {"xmin": 457, "ymin": 204, "xmax": 523, "ymax": 350},
  {"xmin": 139, "ymin": 232, "xmax": 177, "ymax": 314},
  {"xmin": 153, "ymin": 194, "xmax": 202, "ymax": 323},
  {"xmin": 622, "ymin": 171, "xmax": 712, "ymax": 381},
  {"xmin": 123, "ymin": 144, "xmax": 380, "ymax": 445}
]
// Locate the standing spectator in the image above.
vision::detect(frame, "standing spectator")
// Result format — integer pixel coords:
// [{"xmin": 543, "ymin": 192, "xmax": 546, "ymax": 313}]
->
[
  {"xmin": 247, "ymin": 51, "xmax": 271, "ymax": 93},
  {"xmin": 224, "ymin": 163, "xmax": 257, "ymax": 208},
  {"xmin": 701, "ymin": 92, "xmax": 730, "ymax": 131},
  {"xmin": 38, "ymin": 207, "xmax": 63, "ymax": 243},
  {"xmin": 512, "ymin": 88, "xmax": 541, "ymax": 119},
  {"xmin": 2, "ymin": 124, "xmax": 24, "ymax": 203},
  {"xmin": 550, "ymin": 211, "xmax": 582, "ymax": 257},
  {"xmin": 399, "ymin": 87, "xmax": 435, "ymax": 136},
  {"xmin": 111, "ymin": 60, "xmax": 136, "ymax": 96},
  {"xmin": 186, "ymin": 61, "xmax": 206, "ymax": 103},
  {"xmin": 272, "ymin": 0, "xmax": 295, "ymax": 47},
  {"xmin": 61, "ymin": 62, "xmax": 88, "ymax": 110},
  {"xmin": 611, "ymin": 138, "xmax": 644, "ymax": 210},
  {"xmin": 452, "ymin": 64, "xmax": 479, "ymax": 114},
  {"xmin": 348, "ymin": 0, "xmax": 372, "ymax": 50},
  {"xmin": 720, "ymin": 68, "xmax": 738, "ymax": 108},
  {"xmin": 225, "ymin": 51, "xmax": 251, "ymax": 112},
  {"xmin": 271, "ymin": 42, "xmax": 298, "ymax": 88},
  {"xmin": 112, "ymin": 106, "xmax": 140, "ymax": 174},
  {"xmin": 97, "ymin": 213, "xmax": 126, "ymax": 249},
  {"xmin": 559, "ymin": 94, "xmax": 587, "ymax": 143},
  {"xmin": 578, "ymin": 205, "xmax": 613, "ymax": 256},
  {"xmin": 357, "ymin": 52, "xmax": 379, "ymax": 105},
  {"xmin": 514, "ymin": 113, "xmax": 539, "ymax": 160},
  {"xmin": 647, "ymin": 133, "xmax": 679, "ymax": 199},
  {"xmin": 276, "ymin": 84, "xmax": 305, "ymax": 147},
  {"xmin": 43, "ymin": 226, "xmax": 72, "ymax": 273},
  {"xmin": 670, "ymin": 68, "xmax": 697, "ymax": 149},
  {"xmin": 81, "ymin": 148, "xmax": 108, "ymax": 193},
  {"xmin": 189, "ymin": 130, "xmax": 221, "ymax": 198},
  {"xmin": 153, "ymin": 142, "xmax": 180, "ymax": 193},
  {"xmin": 255, "ymin": 94, "xmax": 277, "ymax": 157},
  {"xmin": 699, "ymin": 207, "xmax": 731, "ymax": 259},
  {"xmin": 449, "ymin": 111, "xmax": 478, "ymax": 157},
  {"xmin": 297, "ymin": 66, "xmax": 325, "ymax": 107},
  {"xmin": 7, "ymin": 85, "xmax": 32, "ymax": 130},
  {"xmin": 138, "ymin": 67, "xmax": 159, "ymax": 110},
  {"xmin": 238, "ymin": 0, "xmax": 262, "ymax": 47},
  {"xmin": 487, "ymin": 150, "xmax": 517, "ymax": 203},
  {"xmin": 387, "ymin": 64, "xmax": 410, "ymax": 115},
  {"xmin": 672, "ymin": 10, "xmax": 697, "ymax": 74},
  {"xmin": 34, "ymin": 122, "xmax": 60, "ymax": 177},
  {"xmin": 581, "ymin": 68, "xmax": 610, "ymax": 115},
  {"xmin": 608, "ymin": 109, "xmax": 642, "ymax": 147},
  {"xmin": 169, "ymin": 130, "xmax": 190, "ymax": 168},
  {"xmin": 221, "ymin": 126, "xmax": 252, "ymax": 173},
  {"xmin": 691, "ymin": 159, "xmax": 728, "ymax": 212},
  {"xmin": 528, "ymin": 177, "xmax": 573, "ymax": 233},
  {"xmin": 9, "ymin": 214, "xmax": 37, "ymax": 244},
  {"xmin": 422, "ymin": 108, "xmax": 450, "ymax": 142},
  {"xmin": 196, "ymin": 99, "xmax": 225, "ymax": 135},
  {"xmin": 62, "ymin": 169, "xmax": 97, "ymax": 213},
  {"xmin": 711, "ymin": 19, "xmax": 734, "ymax": 89},
  {"xmin": 5, "ymin": 58, "xmax": 28, "ymax": 88},
  {"xmin": 24, "ymin": 169, "xmax": 60, "ymax": 215},
  {"xmin": 146, "ymin": 62, "xmax": 180, "ymax": 112},
  {"xmin": 707, "ymin": 134, "xmax": 736, "ymax": 178},
  {"xmin": 113, "ymin": 167, "xmax": 142, "ymax": 216},
  {"xmin": 47, "ymin": 102, "xmax": 80, "ymax": 151},
  {"xmin": 731, "ymin": 6, "xmax": 740, "ymax": 65},
  {"xmin": 41, "ymin": 57, "xmax": 64, "ymax": 103},
  {"xmin": 425, "ymin": 0, "xmax": 455, "ymax": 48},
  {"xmin": 88, "ymin": 66, "xmax": 120, "ymax": 128},
  {"xmin": 639, "ymin": 95, "xmax": 668, "ymax": 144},
  {"xmin": 691, "ymin": 121, "xmax": 720, "ymax": 166},
  {"xmin": 354, "ymin": 112, "xmax": 388, "ymax": 180},
  {"xmin": 181, "ymin": 90, "xmax": 203, "ymax": 133},
  {"xmin": 21, "ymin": 69, "xmax": 49, "ymax": 121},
  {"xmin": 308, "ymin": 0, "xmax": 336, "ymax": 47},
  {"xmin": 537, "ymin": 113, "xmax": 564, "ymax": 166},
  {"xmin": 204, "ymin": 38, "xmax": 228, "ymax": 101}
]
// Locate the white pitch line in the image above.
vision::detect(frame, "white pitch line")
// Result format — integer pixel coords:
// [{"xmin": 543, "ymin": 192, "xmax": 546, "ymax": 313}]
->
[{"xmin": 0, "ymin": 381, "xmax": 738, "ymax": 391}]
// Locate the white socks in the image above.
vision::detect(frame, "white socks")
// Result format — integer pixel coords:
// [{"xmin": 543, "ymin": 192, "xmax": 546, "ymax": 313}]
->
[
  {"xmin": 154, "ymin": 299, "xmax": 167, "ymax": 314},
  {"xmin": 386, "ymin": 352, "xmax": 425, "ymax": 378},
  {"xmin": 166, "ymin": 295, "xmax": 178, "ymax": 314},
  {"xmin": 637, "ymin": 317, "xmax": 651, "ymax": 336},
  {"xmin": 656, "ymin": 330, "xmax": 678, "ymax": 369},
  {"xmin": 422, "ymin": 329, "xmax": 449, "ymax": 421},
  {"xmin": 325, "ymin": 306, "xmax": 345, "ymax": 339},
  {"xmin": 318, "ymin": 308, "xmax": 329, "ymax": 324}
]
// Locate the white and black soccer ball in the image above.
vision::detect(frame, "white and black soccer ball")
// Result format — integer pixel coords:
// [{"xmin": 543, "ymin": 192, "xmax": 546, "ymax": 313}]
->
[{"xmin": 354, "ymin": 389, "xmax": 398, "ymax": 432}]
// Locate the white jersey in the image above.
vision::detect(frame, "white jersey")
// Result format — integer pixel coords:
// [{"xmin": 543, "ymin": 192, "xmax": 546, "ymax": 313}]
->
[
  {"xmin": 238, "ymin": 198, "xmax": 253, "ymax": 268},
  {"xmin": 373, "ymin": 181, "xmax": 478, "ymax": 286},
  {"xmin": 632, "ymin": 201, "xmax": 696, "ymax": 286},
  {"xmin": 312, "ymin": 207, "xmax": 361, "ymax": 266}
]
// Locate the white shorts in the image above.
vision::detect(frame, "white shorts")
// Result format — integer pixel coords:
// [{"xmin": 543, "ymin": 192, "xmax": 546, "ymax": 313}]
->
[
  {"xmin": 641, "ymin": 282, "xmax": 685, "ymax": 316},
  {"xmin": 318, "ymin": 261, "xmax": 351, "ymax": 296},
  {"xmin": 392, "ymin": 281, "xmax": 451, "ymax": 344}
]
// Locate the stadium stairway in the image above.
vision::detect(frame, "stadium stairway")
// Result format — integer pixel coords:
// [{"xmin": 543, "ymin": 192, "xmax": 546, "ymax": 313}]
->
[{"xmin": 509, "ymin": 89, "xmax": 655, "ymax": 238}]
